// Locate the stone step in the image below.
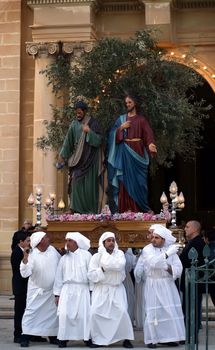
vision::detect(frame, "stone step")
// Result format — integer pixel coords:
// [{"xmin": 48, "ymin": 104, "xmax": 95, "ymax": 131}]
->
[
  {"xmin": 0, "ymin": 296, "xmax": 14, "ymax": 319},
  {"xmin": 202, "ymin": 310, "xmax": 215, "ymax": 321}
]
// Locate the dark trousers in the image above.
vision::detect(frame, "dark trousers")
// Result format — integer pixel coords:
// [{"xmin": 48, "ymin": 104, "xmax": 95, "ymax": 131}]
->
[
  {"xmin": 209, "ymin": 284, "xmax": 215, "ymax": 306},
  {"xmin": 182, "ymin": 289, "xmax": 202, "ymax": 343},
  {"xmin": 14, "ymin": 293, "xmax": 26, "ymax": 338}
]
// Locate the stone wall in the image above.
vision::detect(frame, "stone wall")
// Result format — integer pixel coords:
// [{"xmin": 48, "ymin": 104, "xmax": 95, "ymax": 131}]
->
[
  {"xmin": 19, "ymin": 2, "xmax": 34, "ymax": 225},
  {"xmin": 0, "ymin": 0, "xmax": 21, "ymax": 293}
]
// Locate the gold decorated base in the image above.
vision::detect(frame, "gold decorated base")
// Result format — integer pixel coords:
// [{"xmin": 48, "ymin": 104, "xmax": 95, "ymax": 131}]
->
[{"xmin": 46, "ymin": 220, "xmax": 167, "ymax": 249}]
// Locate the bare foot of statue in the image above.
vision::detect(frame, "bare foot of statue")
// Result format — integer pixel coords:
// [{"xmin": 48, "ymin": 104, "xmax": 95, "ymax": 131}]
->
[
  {"xmin": 65, "ymin": 209, "xmax": 74, "ymax": 214},
  {"xmin": 147, "ymin": 209, "xmax": 155, "ymax": 215}
]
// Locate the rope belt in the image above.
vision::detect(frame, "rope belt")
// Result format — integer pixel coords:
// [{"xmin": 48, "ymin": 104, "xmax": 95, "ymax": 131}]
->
[{"xmin": 125, "ymin": 138, "xmax": 141, "ymax": 142}]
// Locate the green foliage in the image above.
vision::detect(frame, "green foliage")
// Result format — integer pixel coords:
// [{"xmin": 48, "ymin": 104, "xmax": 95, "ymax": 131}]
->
[
  {"xmin": 37, "ymin": 29, "xmax": 211, "ymax": 171},
  {"xmin": 39, "ymin": 54, "xmax": 72, "ymax": 95}
]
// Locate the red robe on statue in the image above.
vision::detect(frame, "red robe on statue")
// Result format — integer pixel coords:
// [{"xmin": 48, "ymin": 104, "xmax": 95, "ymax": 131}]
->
[{"xmin": 115, "ymin": 114, "xmax": 155, "ymax": 213}]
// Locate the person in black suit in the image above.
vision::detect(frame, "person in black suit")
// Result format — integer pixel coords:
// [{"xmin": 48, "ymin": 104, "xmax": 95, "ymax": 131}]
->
[
  {"xmin": 179, "ymin": 220, "xmax": 205, "ymax": 341},
  {"xmin": 11, "ymin": 219, "xmax": 34, "ymax": 251},
  {"xmin": 10, "ymin": 231, "xmax": 31, "ymax": 343}
]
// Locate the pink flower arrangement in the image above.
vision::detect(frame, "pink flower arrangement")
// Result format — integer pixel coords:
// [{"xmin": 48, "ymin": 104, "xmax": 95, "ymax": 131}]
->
[{"xmin": 46, "ymin": 205, "xmax": 170, "ymax": 222}]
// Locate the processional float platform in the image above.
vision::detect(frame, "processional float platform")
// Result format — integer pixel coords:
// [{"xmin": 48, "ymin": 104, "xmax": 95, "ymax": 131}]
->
[{"xmin": 46, "ymin": 220, "xmax": 166, "ymax": 249}]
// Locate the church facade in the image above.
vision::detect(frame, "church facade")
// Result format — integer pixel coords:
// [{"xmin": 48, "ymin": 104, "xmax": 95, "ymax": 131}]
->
[{"xmin": 0, "ymin": 0, "xmax": 215, "ymax": 293}]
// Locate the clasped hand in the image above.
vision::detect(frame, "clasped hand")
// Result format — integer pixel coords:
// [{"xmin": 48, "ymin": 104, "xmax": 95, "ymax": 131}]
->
[
  {"xmin": 82, "ymin": 123, "xmax": 90, "ymax": 133},
  {"xmin": 120, "ymin": 121, "xmax": 131, "ymax": 130}
]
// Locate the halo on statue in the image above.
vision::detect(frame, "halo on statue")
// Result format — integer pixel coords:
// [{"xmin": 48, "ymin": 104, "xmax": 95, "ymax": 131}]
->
[{"xmin": 73, "ymin": 95, "xmax": 89, "ymax": 107}]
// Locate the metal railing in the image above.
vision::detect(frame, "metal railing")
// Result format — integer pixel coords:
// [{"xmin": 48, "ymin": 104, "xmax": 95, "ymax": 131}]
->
[{"xmin": 185, "ymin": 245, "xmax": 215, "ymax": 350}]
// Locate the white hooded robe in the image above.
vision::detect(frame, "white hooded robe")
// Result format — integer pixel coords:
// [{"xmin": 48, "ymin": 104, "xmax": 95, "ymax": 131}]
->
[
  {"xmin": 20, "ymin": 245, "xmax": 60, "ymax": 336},
  {"xmin": 88, "ymin": 248, "xmax": 134, "ymax": 346},
  {"xmin": 53, "ymin": 248, "xmax": 92, "ymax": 341}
]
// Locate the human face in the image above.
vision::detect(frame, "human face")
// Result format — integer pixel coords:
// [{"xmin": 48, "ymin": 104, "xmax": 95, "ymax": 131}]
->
[
  {"xmin": 104, "ymin": 237, "xmax": 115, "ymax": 254},
  {"xmin": 125, "ymin": 97, "xmax": 136, "ymax": 113},
  {"xmin": 184, "ymin": 221, "xmax": 198, "ymax": 241},
  {"xmin": 66, "ymin": 239, "xmax": 78, "ymax": 252},
  {"xmin": 23, "ymin": 221, "xmax": 32, "ymax": 231},
  {"xmin": 75, "ymin": 108, "xmax": 85, "ymax": 122},
  {"xmin": 151, "ymin": 234, "xmax": 165, "ymax": 248},
  {"xmin": 20, "ymin": 236, "xmax": 31, "ymax": 249},
  {"xmin": 38, "ymin": 234, "xmax": 50, "ymax": 251},
  {"xmin": 147, "ymin": 229, "xmax": 154, "ymax": 241}
]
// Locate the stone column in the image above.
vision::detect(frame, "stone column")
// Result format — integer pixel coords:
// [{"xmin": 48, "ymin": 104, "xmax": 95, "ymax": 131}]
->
[{"xmin": 26, "ymin": 43, "xmax": 59, "ymax": 226}]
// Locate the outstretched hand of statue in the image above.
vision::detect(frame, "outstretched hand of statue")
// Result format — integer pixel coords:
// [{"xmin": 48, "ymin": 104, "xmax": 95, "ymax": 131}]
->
[{"xmin": 148, "ymin": 143, "xmax": 157, "ymax": 154}]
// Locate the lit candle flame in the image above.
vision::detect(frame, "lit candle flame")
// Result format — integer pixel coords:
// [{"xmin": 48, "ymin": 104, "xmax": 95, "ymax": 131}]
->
[
  {"xmin": 160, "ymin": 192, "xmax": 168, "ymax": 204},
  {"xmin": 27, "ymin": 193, "xmax": 34, "ymax": 205},
  {"xmin": 178, "ymin": 192, "xmax": 185, "ymax": 203},
  {"xmin": 58, "ymin": 199, "xmax": 65, "ymax": 210},
  {"xmin": 49, "ymin": 192, "xmax": 56, "ymax": 200},
  {"xmin": 36, "ymin": 187, "xmax": 42, "ymax": 195},
  {"xmin": 45, "ymin": 197, "xmax": 52, "ymax": 206},
  {"xmin": 169, "ymin": 181, "xmax": 178, "ymax": 194}
]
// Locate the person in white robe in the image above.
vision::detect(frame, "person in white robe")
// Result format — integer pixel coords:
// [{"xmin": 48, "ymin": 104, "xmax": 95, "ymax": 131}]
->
[
  {"xmin": 87, "ymin": 231, "xmax": 134, "ymax": 348},
  {"xmin": 134, "ymin": 224, "xmax": 162, "ymax": 330},
  {"xmin": 134, "ymin": 225, "xmax": 185, "ymax": 348},
  {"xmin": 123, "ymin": 248, "xmax": 136, "ymax": 325},
  {"xmin": 20, "ymin": 231, "xmax": 61, "ymax": 347},
  {"xmin": 53, "ymin": 232, "xmax": 92, "ymax": 348}
]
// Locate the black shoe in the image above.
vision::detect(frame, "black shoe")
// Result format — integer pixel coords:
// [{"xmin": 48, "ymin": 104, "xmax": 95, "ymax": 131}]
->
[
  {"xmin": 88, "ymin": 343, "xmax": 100, "ymax": 348},
  {"xmin": 14, "ymin": 337, "xmax": 21, "ymax": 343},
  {"xmin": 179, "ymin": 340, "xmax": 185, "ymax": 345},
  {"xmin": 123, "ymin": 339, "xmax": 133, "ymax": 348},
  {"xmin": 31, "ymin": 335, "xmax": 47, "ymax": 342},
  {"xmin": 84, "ymin": 339, "xmax": 92, "ymax": 347},
  {"xmin": 20, "ymin": 341, "xmax": 29, "ymax": 348},
  {"xmin": 49, "ymin": 336, "xmax": 59, "ymax": 345},
  {"xmin": 162, "ymin": 342, "xmax": 179, "ymax": 347},
  {"xmin": 147, "ymin": 344, "xmax": 157, "ymax": 349},
  {"xmin": 58, "ymin": 340, "xmax": 67, "ymax": 348}
]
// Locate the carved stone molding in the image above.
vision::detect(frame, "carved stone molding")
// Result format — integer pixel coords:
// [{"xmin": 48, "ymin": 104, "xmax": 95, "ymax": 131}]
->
[
  {"xmin": 100, "ymin": 1, "xmax": 144, "ymax": 12},
  {"xmin": 27, "ymin": 0, "xmax": 144, "ymax": 12},
  {"xmin": 27, "ymin": 0, "xmax": 100, "ymax": 14},
  {"xmin": 172, "ymin": 0, "xmax": 215, "ymax": 9},
  {"xmin": 26, "ymin": 0, "xmax": 215, "ymax": 10},
  {"xmin": 26, "ymin": 41, "xmax": 94, "ymax": 58},
  {"xmin": 27, "ymin": 0, "xmax": 98, "ymax": 5}
]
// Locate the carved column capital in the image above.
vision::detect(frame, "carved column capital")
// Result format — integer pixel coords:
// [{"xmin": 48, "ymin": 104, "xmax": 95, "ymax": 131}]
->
[
  {"xmin": 26, "ymin": 41, "xmax": 94, "ymax": 58},
  {"xmin": 26, "ymin": 42, "xmax": 60, "ymax": 58},
  {"xmin": 62, "ymin": 41, "xmax": 94, "ymax": 54}
]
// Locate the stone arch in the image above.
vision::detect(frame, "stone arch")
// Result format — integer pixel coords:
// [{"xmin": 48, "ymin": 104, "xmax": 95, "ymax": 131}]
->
[
  {"xmin": 149, "ymin": 60, "xmax": 215, "ymax": 227},
  {"xmin": 165, "ymin": 50, "xmax": 215, "ymax": 93}
]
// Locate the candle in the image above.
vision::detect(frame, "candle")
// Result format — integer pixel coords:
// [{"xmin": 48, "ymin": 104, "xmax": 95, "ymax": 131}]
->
[
  {"xmin": 27, "ymin": 193, "xmax": 34, "ymax": 205},
  {"xmin": 36, "ymin": 187, "xmax": 42, "ymax": 195},
  {"xmin": 58, "ymin": 199, "xmax": 65, "ymax": 209},
  {"xmin": 160, "ymin": 192, "xmax": 168, "ymax": 204},
  {"xmin": 49, "ymin": 192, "xmax": 56, "ymax": 200}
]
